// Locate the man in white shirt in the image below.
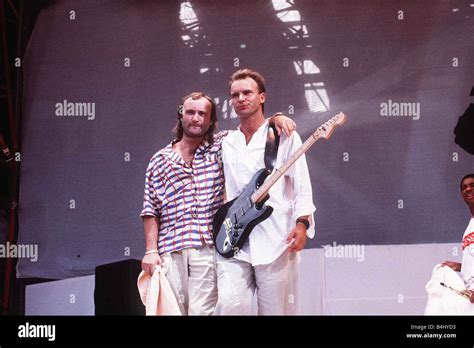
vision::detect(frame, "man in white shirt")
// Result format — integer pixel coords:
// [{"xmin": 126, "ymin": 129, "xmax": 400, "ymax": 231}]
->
[
  {"xmin": 214, "ymin": 69, "xmax": 316, "ymax": 315},
  {"xmin": 441, "ymin": 173, "xmax": 474, "ymax": 303},
  {"xmin": 425, "ymin": 174, "xmax": 474, "ymax": 315}
]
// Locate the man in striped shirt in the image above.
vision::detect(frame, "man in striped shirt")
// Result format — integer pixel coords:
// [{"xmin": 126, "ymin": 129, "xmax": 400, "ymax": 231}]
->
[{"xmin": 140, "ymin": 92, "xmax": 294, "ymax": 315}]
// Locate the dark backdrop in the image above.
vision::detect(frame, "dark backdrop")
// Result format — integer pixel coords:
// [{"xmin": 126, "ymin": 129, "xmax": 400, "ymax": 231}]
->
[{"xmin": 17, "ymin": 0, "xmax": 473, "ymax": 278}]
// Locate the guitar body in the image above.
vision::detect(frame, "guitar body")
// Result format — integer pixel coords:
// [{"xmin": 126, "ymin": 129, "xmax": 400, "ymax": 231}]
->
[{"xmin": 213, "ymin": 168, "xmax": 274, "ymax": 258}]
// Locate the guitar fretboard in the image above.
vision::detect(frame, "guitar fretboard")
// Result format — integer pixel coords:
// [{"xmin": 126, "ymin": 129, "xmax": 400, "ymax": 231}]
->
[
  {"xmin": 250, "ymin": 113, "xmax": 345, "ymax": 204},
  {"xmin": 250, "ymin": 130, "xmax": 321, "ymax": 203}
]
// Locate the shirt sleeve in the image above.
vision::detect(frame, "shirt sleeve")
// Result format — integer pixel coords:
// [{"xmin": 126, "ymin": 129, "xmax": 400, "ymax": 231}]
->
[
  {"xmin": 285, "ymin": 132, "xmax": 317, "ymax": 238},
  {"xmin": 139, "ymin": 158, "xmax": 162, "ymax": 218}
]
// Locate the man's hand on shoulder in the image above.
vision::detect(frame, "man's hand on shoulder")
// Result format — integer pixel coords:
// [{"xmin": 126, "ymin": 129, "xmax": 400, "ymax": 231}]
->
[{"xmin": 270, "ymin": 113, "xmax": 296, "ymax": 137}]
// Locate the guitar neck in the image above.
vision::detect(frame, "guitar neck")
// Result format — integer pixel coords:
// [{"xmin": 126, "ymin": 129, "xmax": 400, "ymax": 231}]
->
[{"xmin": 251, "ymin": 131, "xmax": 321, "ymax": 203}]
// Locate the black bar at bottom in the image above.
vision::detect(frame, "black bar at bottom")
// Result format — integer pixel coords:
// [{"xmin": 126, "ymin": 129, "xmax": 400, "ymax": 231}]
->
[{"xmin": 0, "ymin": 315, "xmax": 473, "ymax": 346}]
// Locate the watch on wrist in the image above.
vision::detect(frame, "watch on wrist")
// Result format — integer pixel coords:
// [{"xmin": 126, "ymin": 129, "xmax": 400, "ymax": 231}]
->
[{"xmin": 296, "ymin": 218, "xmax": 310, "ymax": 230}]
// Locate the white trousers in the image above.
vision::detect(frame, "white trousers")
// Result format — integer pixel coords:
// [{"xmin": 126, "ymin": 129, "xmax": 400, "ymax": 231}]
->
[
  {"xmin": 214, "ymin": 250, "xmax": 299, "ymax": 315},
  {"xmin": 162, "ymin": 245, "xmax": 217, "ymax": 315}
]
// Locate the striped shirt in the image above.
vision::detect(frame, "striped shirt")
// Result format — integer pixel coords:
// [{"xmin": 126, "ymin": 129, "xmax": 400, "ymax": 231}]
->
[{"xmin": 140, "ymin": 132, "xmax": 226, "ymax": 255}]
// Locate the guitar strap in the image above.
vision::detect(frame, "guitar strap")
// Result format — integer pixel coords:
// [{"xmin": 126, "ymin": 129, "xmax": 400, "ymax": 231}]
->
[{"xmin": 264, "ymin": 123, "xmax": 280, "ymax": 172}]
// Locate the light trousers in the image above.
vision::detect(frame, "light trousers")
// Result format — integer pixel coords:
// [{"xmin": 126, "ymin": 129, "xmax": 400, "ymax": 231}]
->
[
  {"xmin": 162, "ymin": 245, "xmax": 217, "ymax": 315},
  {"xmin": 214, "ymin": 250, "xmax": 299, "ymax": 315}
]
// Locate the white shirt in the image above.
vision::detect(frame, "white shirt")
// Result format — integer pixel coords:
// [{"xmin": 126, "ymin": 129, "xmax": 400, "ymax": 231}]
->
[
  {"xmin": 222, "ymin": 120, "xmax": 316, "ymax": 265},
  {"xmin": 461, "ymin": 217, "xmax": 474, "ymax": 290}
]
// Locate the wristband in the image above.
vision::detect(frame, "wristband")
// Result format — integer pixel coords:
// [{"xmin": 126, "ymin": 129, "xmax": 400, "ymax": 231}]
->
[
  {"xmin": 145, "ymin": 249, "xmax": 159, "ymax": 255},
  {"xmin": 296, "ymin": 218, "xmax": 310, "ymax": 230}
]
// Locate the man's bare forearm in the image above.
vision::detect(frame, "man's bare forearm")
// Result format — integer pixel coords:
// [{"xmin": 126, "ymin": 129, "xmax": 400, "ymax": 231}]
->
[{"xmin": 143, "ymin": 216, "xmax": 159, "ymax": 252}]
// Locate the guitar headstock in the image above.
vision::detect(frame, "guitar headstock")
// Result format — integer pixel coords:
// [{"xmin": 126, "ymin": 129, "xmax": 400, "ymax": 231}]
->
[{"xmin": 316, "ymin": 112, "xmax": 347, "ymax": 139}]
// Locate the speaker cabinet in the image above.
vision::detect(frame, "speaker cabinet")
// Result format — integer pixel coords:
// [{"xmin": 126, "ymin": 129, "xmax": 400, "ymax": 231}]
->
[{"xmin": 94, "ymin": 259, "xmax": 145, "ymax": 315}]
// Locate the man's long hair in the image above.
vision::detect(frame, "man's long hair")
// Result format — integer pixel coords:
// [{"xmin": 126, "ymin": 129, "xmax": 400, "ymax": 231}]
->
[
  {"xmin": 229, "ymin": 68, "xmax": 266, "ymax": 112},
  {"xmin": 173, "ymin": 92, "xmax": 217, "ymax": 144}
]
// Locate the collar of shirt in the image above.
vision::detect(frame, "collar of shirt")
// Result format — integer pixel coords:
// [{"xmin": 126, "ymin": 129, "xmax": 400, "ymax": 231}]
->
[
  {"xmin": 162, "ymin": 139, "xmax": 211, "ymax": 166},
  {"xmin": 236, "ymin": 120, "xmax": 269, "ymax": 147}
]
